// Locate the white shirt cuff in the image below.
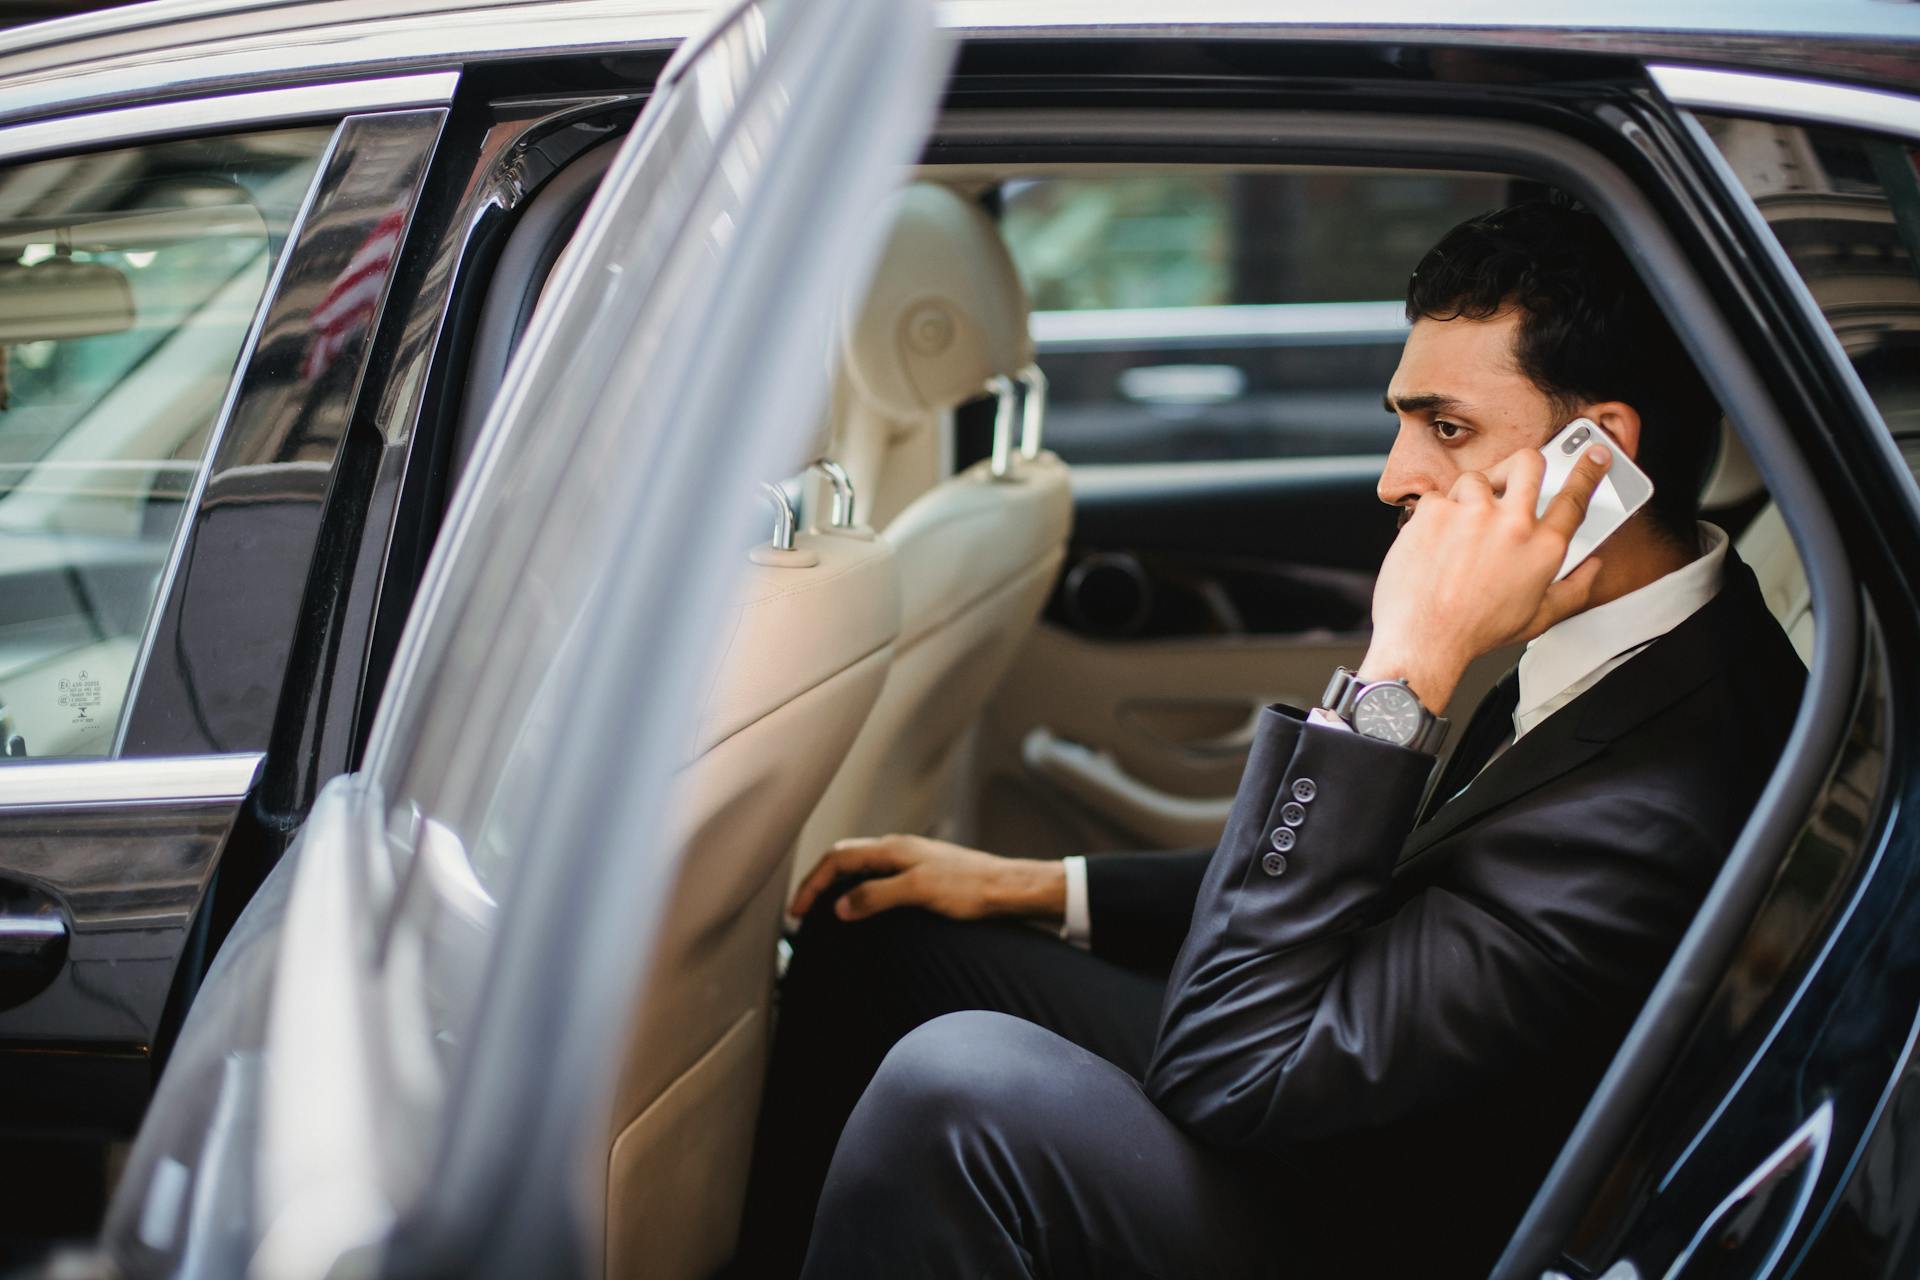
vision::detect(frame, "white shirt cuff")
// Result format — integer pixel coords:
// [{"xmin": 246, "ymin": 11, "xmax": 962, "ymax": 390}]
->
[
  {"xmin": 1060, "ymin": 855, "xmax": 1091, "ymax": 949},
  {"xmin": 1308, "ymin": 706, "xmax": 1352, "ymax": 731}
]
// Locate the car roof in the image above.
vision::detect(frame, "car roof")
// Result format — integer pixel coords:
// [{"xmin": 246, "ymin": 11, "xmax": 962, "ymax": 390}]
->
[{"xmin": 2, "ymin": 0, "xmax": 1916, "ymax": 132}]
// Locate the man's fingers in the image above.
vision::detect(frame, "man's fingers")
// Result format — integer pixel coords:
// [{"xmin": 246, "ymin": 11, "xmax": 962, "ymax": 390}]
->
[
  {"xmin": 1540, "ymin": 444, "xmax": 1611, "ymax": 541},
  {"xmin": 1487, "ymin": 446, "xmax": 1546, "ymax": 513},
  {"xmin": 835, "ymin": 872, "xmax": 914, "ymax": 922},
  {"xmin": 1447, "ymin": 469, "xmax": 1495, "ymax": 505},
  {"xmin": 789, "ymin": 837, "xmax": 910, "ymax": 916},
  {"xmin": 1532, "ymin": 555, "xmax": 1604, "ymax": 635}
]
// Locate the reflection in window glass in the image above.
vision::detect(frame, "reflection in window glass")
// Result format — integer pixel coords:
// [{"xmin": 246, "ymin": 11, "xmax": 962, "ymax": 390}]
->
[
  {"xmin": 0, "ymin": 127, "xmax": 331, "ymax": 760},
  {"xmin": 994, "ymin": 170, "xmax": 1510, "ymax": 466},
  {"xmin": 1003, "ymin": 175, "xmax": 1232, "ymax": 311},
  {"xmin": 1699, "ymin": 115, "xmax": 1920, "ymax": 476}
]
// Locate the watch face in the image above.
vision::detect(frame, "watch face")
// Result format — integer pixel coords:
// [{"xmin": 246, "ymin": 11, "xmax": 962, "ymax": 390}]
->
[{"xmin": 1353, "ymin": 683, "xmax": 1423, "ymax": 745}]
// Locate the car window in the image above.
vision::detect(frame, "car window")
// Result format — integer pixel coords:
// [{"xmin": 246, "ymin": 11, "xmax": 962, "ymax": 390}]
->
[
  {"xmin": 997, "ymin": 170, "xmax": 1509, "ymax": 466},
  {"xmin": 1695, "ymin": 114, "xmax": 1920, "ymax": 477},
  {"xmin": 0, "ymin": 127, "xmax": 330, "ymax": 761}
]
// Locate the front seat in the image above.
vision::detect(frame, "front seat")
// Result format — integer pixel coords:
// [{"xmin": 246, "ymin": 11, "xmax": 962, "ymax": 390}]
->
[
  {"xmin": 794, "ymin": 182, "xmax": 1072, "ymax": 871},
  {"xmin": 603, "ymin": 469, "xmax": 900, "ymax": 1279}
]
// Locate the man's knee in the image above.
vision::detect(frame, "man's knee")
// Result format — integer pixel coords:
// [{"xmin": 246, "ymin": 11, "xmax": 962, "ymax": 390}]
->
[{"xmin": 840, "ymin": 1011, "xmax": 1073, "ymax": 1165}]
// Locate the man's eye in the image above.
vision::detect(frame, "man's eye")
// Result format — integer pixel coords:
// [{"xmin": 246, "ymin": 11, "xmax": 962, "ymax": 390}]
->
[{"xmin": 1433, "ymin": 419, "xmax": 1465, "ymax": 441}]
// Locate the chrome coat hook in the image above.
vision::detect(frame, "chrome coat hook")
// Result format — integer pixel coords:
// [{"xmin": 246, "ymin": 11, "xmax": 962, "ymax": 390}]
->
[
  {"xmin": 759, "ymin": 481, "xmax": 797, "ymax": 551},
  {"xmin": 1018, "ymin": 363, "xmax": 1048, "ymax": 460},
  {"xmin": 810, "ymin": 458, "xmax": 857, "ymax": 528},
  {"xmin": 987, "ymin": 373, "xmax": 1018, "ymax": 480}
]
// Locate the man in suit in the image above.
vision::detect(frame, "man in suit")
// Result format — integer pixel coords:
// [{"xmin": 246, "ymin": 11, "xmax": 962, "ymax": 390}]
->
[{"xmin": 737, "ymin": 200, "xmax": 1807, "ymax": 1277}]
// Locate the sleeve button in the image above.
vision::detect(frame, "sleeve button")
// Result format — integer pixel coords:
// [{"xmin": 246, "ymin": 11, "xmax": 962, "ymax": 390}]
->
[
  {"xmin": 1280, "ymin": 801, "xmax": 1307, "ymax": 827},
  {"xmin": 1291, "ymin": 777, "xmax": 1317, "ymax": 803},
  {"xmin": 1262, "ymin": 851, "xmax": 1289, "ymax": 877},
  {"xmin": 1270, "ymin": 826, "xmax": 1295, "ymax": 852}
]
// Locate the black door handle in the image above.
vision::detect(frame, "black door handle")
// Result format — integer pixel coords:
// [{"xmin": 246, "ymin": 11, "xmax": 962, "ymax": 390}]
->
[{"xmin": 0, "ymin": 908, "xmax": 68, "ymax": 1010}]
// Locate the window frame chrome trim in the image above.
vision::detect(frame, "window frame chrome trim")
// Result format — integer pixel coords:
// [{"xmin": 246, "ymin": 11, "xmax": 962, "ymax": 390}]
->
[
  {"xmin": 106, "ymin": 118, "xmax": 345, "ymax": 756},
  {"xmin": 1031, "ymin": 300, "xmax": 1408, "ymax": 351},
  {"xmin": 1649, "ymin": 64, "xmax": 1920, "ymax": 145},
  {"xmin": 0, "ymin": 13, "xmax": 654, "ymax": 131},
  {"xmin": 0, "ymin": 751, "xmax": 264, "ymax": 807},
  {"xmin": 0, "ymin": 72, "xmax": 458, "ymax": 165}
]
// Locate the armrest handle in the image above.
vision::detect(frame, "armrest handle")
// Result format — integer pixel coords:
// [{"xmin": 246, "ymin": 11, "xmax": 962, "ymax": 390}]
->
[{"xmin": 1022, "ymin": 726, "xmax": 1231, "ymax": 848}]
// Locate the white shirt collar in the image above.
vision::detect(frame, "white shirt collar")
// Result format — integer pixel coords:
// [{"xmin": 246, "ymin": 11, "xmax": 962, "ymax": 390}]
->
[{"xmin": 1512, "ymin": 522, "xmax": 1729, "ymax": 740}]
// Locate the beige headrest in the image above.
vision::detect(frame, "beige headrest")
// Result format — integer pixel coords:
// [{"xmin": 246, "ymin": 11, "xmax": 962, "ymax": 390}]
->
[
  {"xmin": 1701, "ymin": 419, "xmax": 1767, "ymax": 509},
  {"xmin": 841, "ymin": 184, "xmax": 1033, "ymax": 421}
]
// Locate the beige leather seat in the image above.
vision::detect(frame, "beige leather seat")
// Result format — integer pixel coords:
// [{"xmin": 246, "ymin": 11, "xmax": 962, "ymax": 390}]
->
[
  {"xmin": 794, "ymin": 183, "xmax": 1072, "ymax": 872},
  {"xmin": 1701, "ymin": 421, "xmax": 1813, "ymax": 663},
  {"xmin": 603, "ymin": 478, "xmax": 900, "ymax": 1279}
]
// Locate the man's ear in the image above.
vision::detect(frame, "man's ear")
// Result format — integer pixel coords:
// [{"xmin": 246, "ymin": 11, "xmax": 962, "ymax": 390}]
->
[{"xmin": 1582, "ymin": 401, "xmax": 1643, "ymax": 459}]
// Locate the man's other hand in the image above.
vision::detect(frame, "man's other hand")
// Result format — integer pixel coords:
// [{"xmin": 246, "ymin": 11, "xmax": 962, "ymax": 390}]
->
[
  {"xmin": 1363, "ymin": 442, "xmax": 1611, "ymax": 714},
  {"xmin": 789, "ymin": 835, "xmax": 1067, "ymax": 925}
]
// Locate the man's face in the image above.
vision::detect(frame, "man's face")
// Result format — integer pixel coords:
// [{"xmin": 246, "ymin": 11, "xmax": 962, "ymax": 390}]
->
[{"xmin": 1379, "ymin": 310, "xmax": 1560, "ymax": 523}]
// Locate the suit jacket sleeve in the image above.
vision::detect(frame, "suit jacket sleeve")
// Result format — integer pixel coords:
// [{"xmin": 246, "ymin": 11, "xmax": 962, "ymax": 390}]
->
[
  {"xmin": 1082, "ymin": 848, "xmax": 1212, "ymax": 971},
  {"xmin": 1143, "ymin": 703, "xmax": 1710, "ymax": 1150}
]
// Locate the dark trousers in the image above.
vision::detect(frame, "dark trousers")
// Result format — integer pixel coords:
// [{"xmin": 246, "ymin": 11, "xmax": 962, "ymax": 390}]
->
[{"xmin": 734, "ymin": 900, "xmax": 1286, "ymax": 1278}]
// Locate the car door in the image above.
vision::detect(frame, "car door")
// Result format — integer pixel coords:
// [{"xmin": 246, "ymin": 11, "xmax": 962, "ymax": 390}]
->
[
  {"xmin": 1514, "ymin": 67, "xmax": 1920, "ymax": 1280},
  {"xmin": 969, "ymin": 168, "xmax": 1520, "ymax": 857},
  {"xmin": 97, "ymin": 0, "xmax": 944, "ymax": 1275},
  {"xmin": 0, "ymin": 77, "xmax": 450, "ymax": 1148}
]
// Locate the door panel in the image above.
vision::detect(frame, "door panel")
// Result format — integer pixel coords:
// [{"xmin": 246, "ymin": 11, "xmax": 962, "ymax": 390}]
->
[
  {"xmin": 967, "ymin": 167, "xmax": 1518, "ymax": 856},
  {"xmin": 0, "ymin": 104, "xmax": 444, "ymax": 1138},
  {"xmin": 0, "ymin": 756, "xmax": 260, "ymax": 1135},
  {"xmin": 1059, "ymin": 458, "xmax": 1392, "ymax": 638},
  {"xmin": 974, "ymin": 439, "xmax": 1401, "ymax": 856},
  {"xmin": 974, "ymin": 614, "xmax": 1515, "ymax": 858}
]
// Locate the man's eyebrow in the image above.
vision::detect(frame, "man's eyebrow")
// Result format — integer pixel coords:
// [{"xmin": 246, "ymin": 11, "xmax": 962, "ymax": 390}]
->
[{"xmin": 1383, "ymin": 392, "xmax": 1469, "ymax": 416}]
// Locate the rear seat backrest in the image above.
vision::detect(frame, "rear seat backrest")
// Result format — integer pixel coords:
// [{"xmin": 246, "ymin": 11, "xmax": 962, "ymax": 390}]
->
[{"xmin": 601, "ymin": 475, "xmax": 902, "ymax": 1278}]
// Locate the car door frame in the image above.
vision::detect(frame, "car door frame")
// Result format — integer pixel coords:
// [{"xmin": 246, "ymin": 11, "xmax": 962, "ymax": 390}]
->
[
  {"xmin": 1496, "ymin": 67, "xmax": 1920, "ymax": 1280},
  {"xmin": 0, "ymin": 71, "xmax": 454, "ymax": 1137},
  {"xmin": 930, "ymin": 71, "xmax": 1867, "ymax": 1276},
  {"xmin": 139, "ymin": 1, "xmax": 954, "ymax": 1274}
]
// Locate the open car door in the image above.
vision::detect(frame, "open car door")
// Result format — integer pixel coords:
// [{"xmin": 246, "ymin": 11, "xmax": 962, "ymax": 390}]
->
[{"xmin": 96, "ymin": 0, "xmax": 946, "ymax": 1275}]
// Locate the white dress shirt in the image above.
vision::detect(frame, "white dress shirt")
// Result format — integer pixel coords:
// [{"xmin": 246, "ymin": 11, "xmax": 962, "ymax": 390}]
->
[{"xmin": 1058, "ymin": 522, "xmax": 1730, "ymax": 949}]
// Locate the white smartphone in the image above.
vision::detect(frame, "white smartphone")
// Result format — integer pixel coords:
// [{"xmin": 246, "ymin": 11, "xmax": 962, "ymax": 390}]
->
[{"xmin": 1537, "ymin": 417, "xmax": 1653, "ymax": 581}]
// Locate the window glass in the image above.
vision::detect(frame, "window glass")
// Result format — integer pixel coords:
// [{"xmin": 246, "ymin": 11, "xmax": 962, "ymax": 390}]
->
[
  {"xmin": 997, "ymin": 170, "xmax": 1511, "ymax": 466},
  {"xmin": 367, "ymin": 0, "xmax": 809, "ymax": 1089},
  {"xmin": 1697, "ymin": 115, "xmax": 1920, "ymax": 476},
  {"xmin": 0, "ymin": 127, "xmax": 331, "ymax": 761}
]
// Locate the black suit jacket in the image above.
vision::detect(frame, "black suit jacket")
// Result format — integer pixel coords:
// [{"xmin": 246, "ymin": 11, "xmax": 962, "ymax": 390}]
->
[{"xmin": 1090, "ymin": 555, "xmax": 1804, "ymax": 1275}]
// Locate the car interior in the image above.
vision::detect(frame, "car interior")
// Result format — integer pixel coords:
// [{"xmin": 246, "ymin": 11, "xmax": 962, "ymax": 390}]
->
[{"xmin": 439, "ymin": 136, "xmax": 1816, "ymax": 1277}]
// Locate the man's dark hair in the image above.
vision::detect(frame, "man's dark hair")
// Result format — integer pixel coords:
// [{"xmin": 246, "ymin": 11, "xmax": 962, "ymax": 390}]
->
[{"xmin": 1405, "ymin": 199, "xmax": 1720, "ymax": 541}]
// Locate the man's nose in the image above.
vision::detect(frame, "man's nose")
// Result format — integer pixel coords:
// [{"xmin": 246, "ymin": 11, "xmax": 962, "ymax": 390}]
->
[{"xmin": 1375, "ymin": 443, "xmax": 1431, "ymax": 509}]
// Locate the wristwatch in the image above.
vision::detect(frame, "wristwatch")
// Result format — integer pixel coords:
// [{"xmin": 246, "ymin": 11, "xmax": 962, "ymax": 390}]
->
[{"xmin": 1320, "ymin": 667, "xmax": 1450, "ymax": 754}]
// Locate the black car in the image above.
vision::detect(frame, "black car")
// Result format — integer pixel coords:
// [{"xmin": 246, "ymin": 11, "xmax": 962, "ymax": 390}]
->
[{"xmin": 0, "ymin": 0, "xmax": 1916, "ymax": 1274}]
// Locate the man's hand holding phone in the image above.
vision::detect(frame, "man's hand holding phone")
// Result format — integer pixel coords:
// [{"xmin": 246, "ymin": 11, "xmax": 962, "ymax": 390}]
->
[{"xmin": 1360, "ymin": 439, "xmax": 1615, "ymax": 716}]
